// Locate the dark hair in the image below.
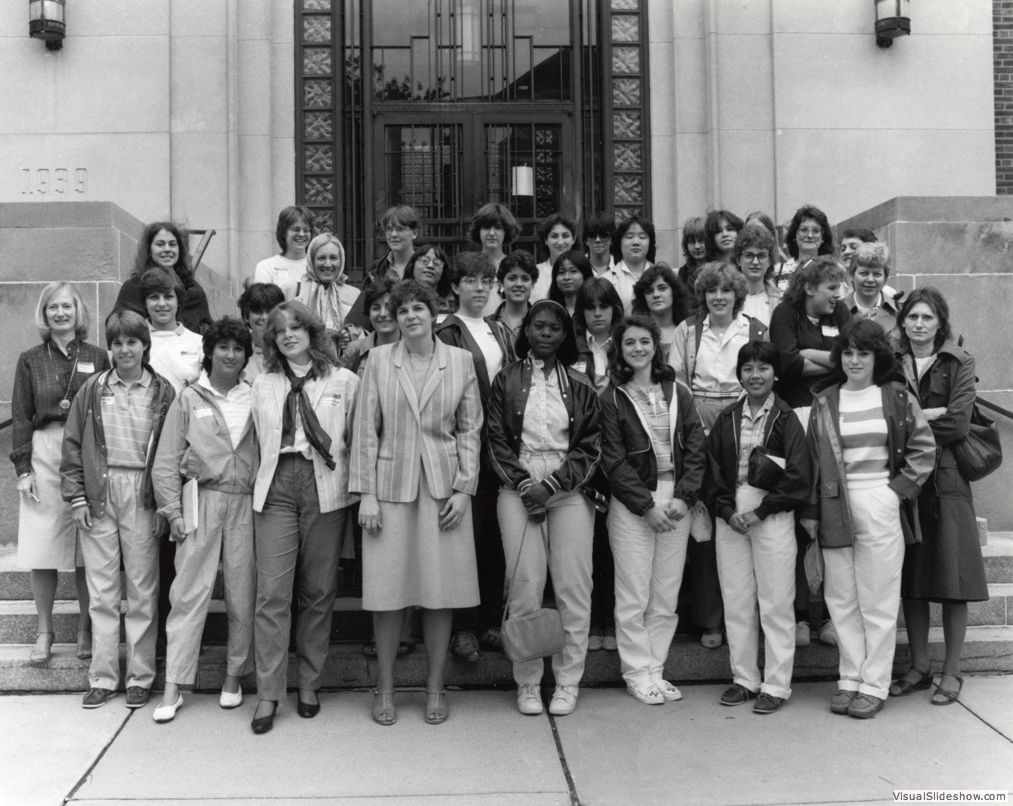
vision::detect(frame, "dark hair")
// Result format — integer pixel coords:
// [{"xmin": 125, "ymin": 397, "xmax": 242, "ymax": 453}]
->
[
  {"xmin": 261, "ymin": 300, "xmax": 336, "ymax": 375},
  {"xmin": 468, "ymin": 203, "xmax": 520, "ymax": 247},
  {"xmin": 404, "ymin": 243, "xmax": 452, "ymax": 298},
  {"xmin": 574, "ymin": 276, "xmax": 623, "ymax": 338},
  {"xmin": 608, "ymin": 315, "xmax": 676, "ymax": 385},
  {"xmin": 389, "ymin": 279, "xmax": 440, "ymax": 319},
  {"xmin": 201, "ymin": 316, "xmax": 254, "ymax": 373},
  {"xmin": 380, "ymin": 204, "xmax": 420, "ymax": 232},
  {"xmin": 548, "ymin": 250, "xmax": 593, "ymax": 307},
  {"xmin": 734, "ymin": 224, "xmax": 778, "ymax": 284},
  {"xmin": 139, "ymin": 267, "xmax": 184, "ymax": 302},
  {"xmin": 785, "ymin": 205, "xmax": 834, "ymax": 260},
  {"xmin": 238, "ymin": 282, "xmax": 285, "ymax": 321},
  {"xmin": 736, "ymin": 340, "xmax": 781, "ymax": 378},
  {"xmin": 536, "ymin": 213, "xmax": 577, "ymax": 258},
  {"xmin": 829, "ymin": 319, "xmax": 897, "ymax": 386},
  {"xmin": 583, "ymin": 212, "xmax": 616, "ymax": 244},
  {"xmin": 274, "ymin": 205, "xmax": 314, "ymax": 252},
  {"xmin": 449, "ymin": 251, "xmax": 496, "ymax": 286},
  {"xmin": 496, "ymin": 249, "xmax": 539, "ymax": 284},
  {"xmin": 612, "ymin": 215, "xmax": 657, "ymax": 263},
  {"xmin": 782, "ymin": 255, "xmax": 847, "ymax": 308},
  {"xmin": 515, "ymin": 300, "xmax": 579, "ymax": 367},
  {"xmin": 840, "ymin": 228, "xmax": 877, "ymax": 244},
  {"xmin": 133, "ymin": 222, "xmax": 193, "ymax": 286},
  {"xmin": 896, "ymin": 287, "xmax": 952, "ymax": 352},
  {"xmin": 362, "ymin": 277, "xmax": 396, "ymax": 314},
  {"xmin": 105, "ymin": 309, "xmax": 151, "ymax": 365},
  {"xmin": 693, "ymin": 261, "xmax": 748, "ymax": 318},
  {"xmin": 631, "ymin": 262, "xmax": 688, "ymax": 325},
  {"xmin": 680, "ymin": 216, "xmax": 706, "ymax": 265},
  {"xmin": 703, "ymin": 209, "xmax": 744, "ymax": 260}
]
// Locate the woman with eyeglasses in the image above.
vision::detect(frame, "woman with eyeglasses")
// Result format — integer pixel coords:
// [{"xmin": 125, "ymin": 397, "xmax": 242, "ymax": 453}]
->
[
  {"xmin": 735, "ymin": 224, "xmax": 783, "ymax": 327},
  {"xmin": 774, "ymin": 205, "xmax": 835, "ymax": 292},
  {"xmin": 248, "ymin": 206, "xmax": 314, "ymax": 293},
  {"xmin": 436, "ymin": 253, "xmax": 517, "ymax": 663},
  {"xmin": 404, "ymin": 243, "xmax": 455, "ymax": 320}
]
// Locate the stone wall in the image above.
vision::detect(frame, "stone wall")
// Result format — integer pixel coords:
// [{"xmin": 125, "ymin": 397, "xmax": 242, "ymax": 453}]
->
[{"xmin": 838, "ymin": 196, "xmax": 1013, "ymax": 529}]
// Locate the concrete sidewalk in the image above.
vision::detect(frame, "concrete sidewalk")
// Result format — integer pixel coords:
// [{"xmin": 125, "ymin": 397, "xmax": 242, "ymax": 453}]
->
[{"xmin": 4, "ymin": 677, "xmax": 1012, "ymax": 806}]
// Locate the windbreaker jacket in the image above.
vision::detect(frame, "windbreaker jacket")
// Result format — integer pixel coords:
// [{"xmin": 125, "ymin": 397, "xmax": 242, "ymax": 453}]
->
[
  {"xmin": 803, "ymin": 380, "xmax": 936, "ymax": 548},
  {"xmin": 60, "ymin": 369, "xmax": 176, "ymax": 518},
  {"xmin": 600, "ymin": 378, "xmax": 706, "ymax": 516},
  {"xmin": 251, "ymin": 365, "xmax": 359, "ymax": 513},
  {"xmin": 486, "ymin": 357, "xmax": 601, "ymax": 495},
  {"xmin": 151, "ymin": 380, "xmax": 260, "ymax": 523},
  {"xmin": 435, "ymin": 313, "xmax": 517, "ymax": 406},
  {"xmin": 705, "ymin": 395, "xmax": 810, "ymax": 523}
]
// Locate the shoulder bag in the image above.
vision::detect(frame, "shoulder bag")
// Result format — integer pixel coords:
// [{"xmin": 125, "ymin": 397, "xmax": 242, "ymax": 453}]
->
[{"xmin": 500, "ymin": 520, "xmax": 566, "ymax": 663}]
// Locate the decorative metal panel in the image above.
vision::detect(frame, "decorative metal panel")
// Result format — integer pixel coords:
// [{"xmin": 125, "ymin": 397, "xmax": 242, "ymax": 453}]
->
[
  {"xmin": 611, "ymin": 77, "xmax": 640, "ymax": 106},
  {"xmin": 608, "ymin": 0, "xmax": 649, "ymax": 222}
]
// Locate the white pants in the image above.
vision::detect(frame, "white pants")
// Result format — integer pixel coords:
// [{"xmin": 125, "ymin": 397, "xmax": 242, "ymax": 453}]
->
[
  {"xmin": 498, "ymin": 487, "xmax": 594, "ymax": 687},
  {"xmin": 607, "ymin": 479, "xmax": 690, "ymax": 688},
  {"xmin": 823, "ymin": 480, "xmax": 904, "ymax": 700},
  {"xmin": 164, "ymin": 488, "xmax": 255, "ymax": 685},
  {"xmin": 80, "ymin": 468, "xmax": 159, "ymax": 691},
  {"xmin": 715, "ymin": 483, "xmax": 796, "ymax": 699}
]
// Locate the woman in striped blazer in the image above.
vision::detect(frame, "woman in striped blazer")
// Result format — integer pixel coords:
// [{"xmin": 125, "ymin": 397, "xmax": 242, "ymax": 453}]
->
[{"xmin": 350, "ymin": 280, "xmax": 484, "ymax": 727}]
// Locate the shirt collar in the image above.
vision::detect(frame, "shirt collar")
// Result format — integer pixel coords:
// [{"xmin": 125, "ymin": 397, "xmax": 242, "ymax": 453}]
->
[
  {"xmin": 197, "ymin": 370, "xmax": 246, "ymax": 400},
  {"xmin": 109, "ymin": 368, "xmax": 151, "ymax": 388},
  {"xmin": 742, "ymin": 393, "xmax": 775, "ymax": 422}
]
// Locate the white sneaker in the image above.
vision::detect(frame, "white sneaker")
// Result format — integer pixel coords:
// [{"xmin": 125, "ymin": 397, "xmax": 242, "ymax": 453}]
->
[
  {"xmin": 548, "ymin": 685, "xmax": 579, "ymax": 716},
  {"xmin": 627, "ymin": 682, "xmax": 665, "ymax": 705},
  {"xmin": 517, "ymin": 684, "xmax": 544, "ymax": 715},
  {"xmin": 653, "ymin": 679, "xmax": 683, "ymax": 702}
]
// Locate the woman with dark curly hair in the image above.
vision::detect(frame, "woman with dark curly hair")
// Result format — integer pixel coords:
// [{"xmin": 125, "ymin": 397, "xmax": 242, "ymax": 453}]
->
[
  {"xmin": 631, "ymin": 263, "xmax": 689, "ymax": 363},
  {"xmin": 114, "ymin": 221, "xmax": 212, "ymax": 333},
  {"xmin": 600, "ymin": 315, "xmax": 706, "ymax": 705},
  {"xmin": 774, "ymin": 205, "xmax": 835, "ymax": 292},
  {"xmin": 248, "ymin": 301, "xmax": 359, "ymax": 734},
  {"xmin": 801, "ymin": 319, "xmax": 934, "ymax": 719},
  {"xmin": 891, "ymin": 288, "xmax": 989, "ymax": 706}
]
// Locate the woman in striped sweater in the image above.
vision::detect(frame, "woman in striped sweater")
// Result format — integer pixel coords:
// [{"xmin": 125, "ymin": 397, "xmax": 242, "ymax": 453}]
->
[{"xmin": 800, "ymin": 319, "xmax": 935, "ymax": 720}]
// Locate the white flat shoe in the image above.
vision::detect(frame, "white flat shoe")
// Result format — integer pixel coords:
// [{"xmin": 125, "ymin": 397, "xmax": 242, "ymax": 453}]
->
[
  {"xmin": 152, "ymin": 694, "xmax": 183, "ymax": 723},
  {"xmin": 219, "ymin": 686, "xmax": 243, "ymax": 709}
]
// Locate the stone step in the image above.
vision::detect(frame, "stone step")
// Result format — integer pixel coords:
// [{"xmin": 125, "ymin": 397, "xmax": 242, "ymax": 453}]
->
[
  {"xmin": 983, "ymin": 532, "xmax": 1013, "ymax": 583},
  {"xmin": 1, "ymin": 625, "xmax": 1010, "ymax": 693},
  {"xmin": 0, "ymin": 598, "xmax": 373, "ymax": 644}
]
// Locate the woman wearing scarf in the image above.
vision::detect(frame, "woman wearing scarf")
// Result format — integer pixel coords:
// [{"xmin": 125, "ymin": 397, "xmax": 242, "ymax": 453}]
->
[
  {"xmin": 248, "ymin": 301, "xmax": 359, "ymax": 735},
  {"xmin": 293, "ymin": 233, "xmax": 361, "ymax": 351}
]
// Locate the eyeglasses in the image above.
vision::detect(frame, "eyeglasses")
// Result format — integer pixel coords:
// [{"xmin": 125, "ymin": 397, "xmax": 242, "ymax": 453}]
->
[
  {"xmin": 416, "ymin": 256, "xmax": 444, "ymax": 267},
  {"xmin": 384, "ymin": 225, "xmax": 412, "ymax": 234},
  {"xmin": 797, "ymin": 227, "xmax": 822, "ymax": 238},
  {"xmin": 741, "ymin": 251, "xmax": 769, "ymax": 264},
  {"xmin": 458, "ymin": 277, "xmax": 495, "ymax": 289}
]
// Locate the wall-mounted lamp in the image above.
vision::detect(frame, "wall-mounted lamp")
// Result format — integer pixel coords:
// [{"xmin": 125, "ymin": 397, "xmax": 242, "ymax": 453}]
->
[
  {"xmin": 875, "ymin": 0, "xmax": 910, "ymax": 48},
  {"xmin": 29, "ymin": 0, "xmax": 65, "ymax": 51},
  {"xmin": 512, "ymin": 165, "xmax": 533, "ymax": 197}
]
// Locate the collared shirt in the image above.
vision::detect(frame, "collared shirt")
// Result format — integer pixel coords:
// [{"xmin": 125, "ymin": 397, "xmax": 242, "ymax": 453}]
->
[
  {"xmin": 736, "ymin": 394, "xmax": 775, "ymax": 484},
  {"xmin": 693, "ymin": 314, "xmax": 752, "ymax": 396},
  {"xmin": 197, "ymin": 371, "xmax": 252, "ymax": 449},
  {"xmin": 609, "ymin": 260, "xmax": 653, "ymax": 314},
  {"xmin": 149, "ymin": 323, "xmax": 203, "ymax": 394},
  {"xmin": 588, "ymin": 334, "xmax": 612, "ymax": 391},
  {"xmin": 104, "ymin": 368, "xmax": 156, "ymax": 468},
  {"xmin": 845, "ymin": 291, "xmax": 901, "ymax": 350},
  {"xmin": 279, "ymin": 360, "xmax": 315, "ymax": 460},
  {"xmin": 243, "ymin": 347, "xmax": 266, "ymax": 384},
  {"xmin": 520, "ymin": 359, "xmax": 569, "ymax": 456}
]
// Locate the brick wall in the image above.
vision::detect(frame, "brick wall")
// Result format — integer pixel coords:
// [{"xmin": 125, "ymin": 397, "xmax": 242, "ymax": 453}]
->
[{"xmin": 996, "ymin": 0, "xmax": 1013, "ymax": 193}]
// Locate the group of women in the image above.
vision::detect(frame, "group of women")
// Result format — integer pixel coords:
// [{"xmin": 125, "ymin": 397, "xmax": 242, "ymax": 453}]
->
[{"xmin": 10, "ymin": 201, "xmax": 989, "ymax": 733}]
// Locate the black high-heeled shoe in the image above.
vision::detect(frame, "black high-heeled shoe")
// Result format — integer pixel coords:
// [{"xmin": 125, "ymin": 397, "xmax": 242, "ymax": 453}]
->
[
  {"xmin": 888, "ymin": 668, "xmax": 934, "ymax": 697},
  {"xmin": 251, "ymin": 700, "xmax": 278, "ymax": 734}
]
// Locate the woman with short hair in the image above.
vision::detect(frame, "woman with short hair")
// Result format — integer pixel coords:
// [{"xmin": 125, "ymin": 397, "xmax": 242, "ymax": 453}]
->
[
  {"xmin": 734, "ymin": 224, "xmax": 783, "ymax": 327},
  {"xmin": 249, "ymin": 205, "xmax": 314, "ymax": 292},
  {"xmin": 11, "ymin": 283, "xmax": 109, "ymax": 665},
  {"xmin": 631, "ymin": 263, "xmax": 689, "ymax": 363},
  {"xmin": 774, "ymin": 205, "xmax": 835, "ymax": 292}
]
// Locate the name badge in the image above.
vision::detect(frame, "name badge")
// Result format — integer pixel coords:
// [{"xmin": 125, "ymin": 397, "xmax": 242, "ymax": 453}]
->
[
  {"xmin": 193, "ymin": 408, "xmax": 214, "ymax": 419},
  {"xmin": 821, "ymin": 325, "xmax": 839, "ymax": 338},
  {"xmin": 100, "ymin": 393, "xmax": 115, "ymax": 406},
  {"xmin": 78, "ymin": 362, "xmax": 95, "ymax": 374},
  {"xmin": 324, "ymin": 394, "xmax": 343, "ymax": 407}
]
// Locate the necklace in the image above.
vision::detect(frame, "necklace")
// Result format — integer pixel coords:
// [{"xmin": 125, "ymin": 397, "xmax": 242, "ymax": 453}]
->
[
  {"xmin": 48, "ymin": 341, "xmax": 79, "ymax": 411},
  {"xmin": 630, "ymin": 381, "xmax": 661, "ymax": 416}
]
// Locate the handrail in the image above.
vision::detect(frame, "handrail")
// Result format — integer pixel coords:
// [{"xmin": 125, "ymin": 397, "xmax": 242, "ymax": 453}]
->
[
  {"xmin": 978, "ymin": 396, "xmax": 1013, "ymax": 422},
  {"xmin": 0, "ymin": 418, "xmax": 9, "ymax": 431}
]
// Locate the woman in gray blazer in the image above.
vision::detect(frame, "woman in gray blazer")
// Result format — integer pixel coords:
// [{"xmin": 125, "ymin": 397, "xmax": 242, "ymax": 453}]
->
[{"xmin": 351, "ymin": 280, "xmax": 483, "ymax": 727}]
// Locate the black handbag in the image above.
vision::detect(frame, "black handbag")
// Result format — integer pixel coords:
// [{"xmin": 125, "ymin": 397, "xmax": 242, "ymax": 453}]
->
[
  {"xmin": 952, "ymin": 403, "xmax": 1003, "ymax": 482},
  {"xmin": 747, "ymin": 447, "xmax": 786, "ymax": 491},
  {"xmin": 500, "ymin": 521, "xmax": 566, "ymax": 663}
]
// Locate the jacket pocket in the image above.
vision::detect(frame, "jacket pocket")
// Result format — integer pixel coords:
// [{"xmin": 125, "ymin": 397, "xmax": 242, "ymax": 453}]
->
[{"xmin": 821, "ymin": 479, "xmax": 839, "ymax": 498}]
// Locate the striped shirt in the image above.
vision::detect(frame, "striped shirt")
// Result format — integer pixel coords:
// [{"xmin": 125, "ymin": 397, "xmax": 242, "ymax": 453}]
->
[
  {"xmin": 103, "ymin": 369, "xmax": 156, "ymax": 469},
  {"xmin": 737, "ymin": 394, "xmax": 774, "ymax": 485},
  {"xmin": 838, "ymin": 386, "xmax": 889, "ymax": 482},
  {"xmin": 627, "ymin": 383, "xmax": 673, "ymax": 473}
]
